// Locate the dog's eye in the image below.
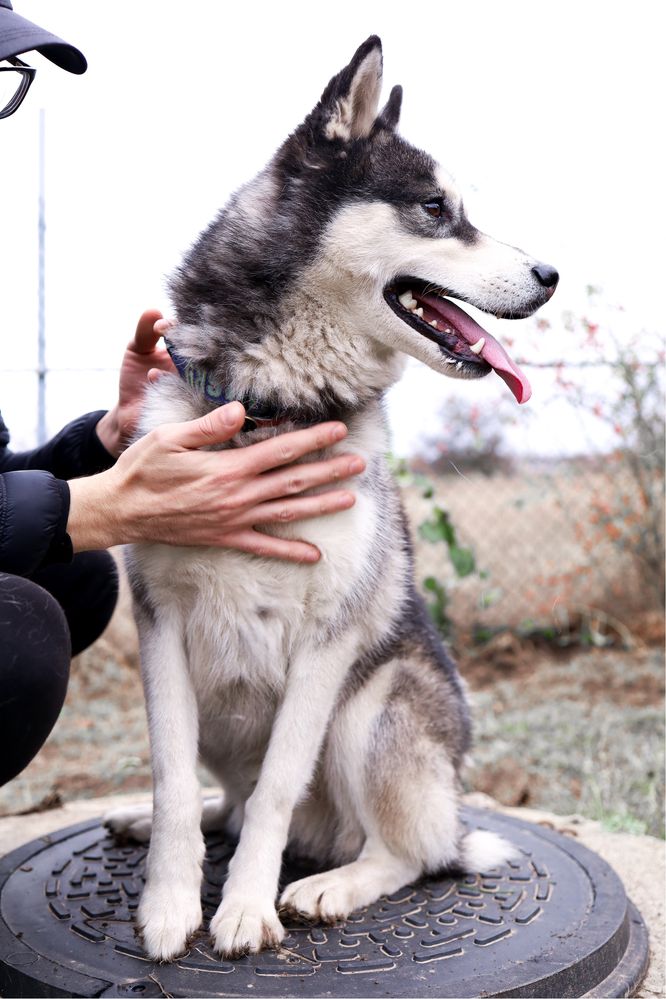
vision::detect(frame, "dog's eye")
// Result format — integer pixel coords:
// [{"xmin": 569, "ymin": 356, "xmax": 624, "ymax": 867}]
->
[{"xmin": 423, "ymin": 198, "xmax": 445, "ymax": 219}]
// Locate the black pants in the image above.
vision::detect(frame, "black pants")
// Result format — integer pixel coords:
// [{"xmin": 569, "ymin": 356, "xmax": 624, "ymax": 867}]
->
[{"xmin": 0, "ymin": 551, "xmax": 118, "ymax": 787}]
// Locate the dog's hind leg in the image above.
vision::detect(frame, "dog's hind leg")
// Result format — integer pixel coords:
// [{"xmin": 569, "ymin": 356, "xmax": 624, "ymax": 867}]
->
[
  {"xmin": 281, "ymin": 657, "xmax": 515, "ymax": 922},
  {"xmin": 133, "ymin": 610, "xmax": 205, "ymax": 961},
  {"xmin": 103, "ymin": 800, "xmax": 153, "ymax": 843},
  {"xmin": 103, "ymin": 794, "xmax": 229, "ymax": 843},
  {"xmin": 280, "ymin": 837, "xmax": 421, "ymax": 922}
]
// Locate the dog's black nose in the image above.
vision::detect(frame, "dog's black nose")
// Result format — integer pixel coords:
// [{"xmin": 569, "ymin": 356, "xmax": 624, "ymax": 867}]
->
[{"xmin": 532, "ymin": 263, "xmax": 559, "ymax": 291}]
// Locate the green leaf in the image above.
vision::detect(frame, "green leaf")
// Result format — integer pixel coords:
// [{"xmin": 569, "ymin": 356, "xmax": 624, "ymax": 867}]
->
[
  {"xmin": 419, "ymin": 506, "xmax": 456, "ymax": 545},
  {"xmin": 419, "ymin": 521, "xmax": 444, "ymax": 543},
  {"xmin": 449, "ymin": 545, "xmax": 476, "ymax": 578},
  {"xmin": 423, "ymin": 576, "xmax": 445, "ymax": 598}
]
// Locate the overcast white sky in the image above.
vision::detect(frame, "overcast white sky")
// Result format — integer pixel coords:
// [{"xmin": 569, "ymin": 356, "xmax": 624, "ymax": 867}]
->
[{"xmin": 0, "ymin": 0, "xmax": 663, "ymax": 454}]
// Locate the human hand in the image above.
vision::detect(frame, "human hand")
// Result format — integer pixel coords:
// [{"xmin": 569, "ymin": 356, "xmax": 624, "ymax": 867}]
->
[
  {"xmin": 95, "ymin": 309, "xmax": 175, "ymax": 457},
  {"xmin": 68, "ymin": 403, "xmax": 365, "ymax": 562}
]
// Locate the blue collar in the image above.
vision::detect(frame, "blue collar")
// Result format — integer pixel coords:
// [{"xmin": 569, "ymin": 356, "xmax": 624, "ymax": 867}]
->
[{"xmin": 165, "ymin": 340, "xmax": 294, "ymax": 432}]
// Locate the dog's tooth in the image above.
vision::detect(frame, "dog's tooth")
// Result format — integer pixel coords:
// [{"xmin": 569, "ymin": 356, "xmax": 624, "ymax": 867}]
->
[
  {"xmin": 469, "ymin": 337, "xmax": 486, "ymax": 355},
  {"xmin": 415, "ymin": 307, "xmax": 424, "ymax": 318},
  {"xmin": 398, "ymin": 290, "xmax": 417, "ymax": 309},
  {"xmin": 429, "ymin": 320, "xmax": 438, "ymax": 328},
  {"xmin": 444, "ymin": 327, "xmax": 452, "ymax": 334}
]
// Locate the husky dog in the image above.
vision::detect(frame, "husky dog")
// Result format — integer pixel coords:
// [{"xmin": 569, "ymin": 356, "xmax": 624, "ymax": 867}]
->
[{"xmin": 105, "ymin": 36, "xmax": 557, "ymax": 961}]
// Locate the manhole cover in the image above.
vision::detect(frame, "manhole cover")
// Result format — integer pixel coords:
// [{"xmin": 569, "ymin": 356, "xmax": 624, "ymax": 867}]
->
[{"xmin": 0, "ymin": 807, "xmax": 648, "ymax": 998}]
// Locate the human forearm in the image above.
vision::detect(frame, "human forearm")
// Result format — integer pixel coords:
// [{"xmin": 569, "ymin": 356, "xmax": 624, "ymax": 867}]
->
[{"xmin": 66, "ymin": 469, "xmax": 126, "ymax": 552}]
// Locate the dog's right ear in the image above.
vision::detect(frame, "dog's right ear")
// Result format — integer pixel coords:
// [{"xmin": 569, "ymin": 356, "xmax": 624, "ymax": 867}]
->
[
  {"xmin": 279, "ymin": 37, "xmax": 391, "ymax": 172},
  {"xmin": 319, "ymin": 36, "xmax": 383, "ymax": 142},
  {"xmin": 297, "ymin": 36, "xmax": 384, "ymax": 148}
]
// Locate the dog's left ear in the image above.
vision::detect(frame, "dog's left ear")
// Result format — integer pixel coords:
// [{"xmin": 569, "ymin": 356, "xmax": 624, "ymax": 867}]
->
[
  {"xmin": 374, "ymin": 85, "xmax": 402, "ymax": 133},
  {"xmin": 317, "ymin": 35, "xmax": 384, "ymax": 143}
]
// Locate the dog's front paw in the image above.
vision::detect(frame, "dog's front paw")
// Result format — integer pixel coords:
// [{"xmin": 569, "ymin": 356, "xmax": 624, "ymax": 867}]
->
[
  {"xmin": 210, "ymin": 896, "xmax": 284, "ymax": 958},
  {"xmin": 103, "ymin": 802, "xmax": 153, "ymax": 843},
  {"xmin": 138, "ymin": 881, "xmax": 202, "ymax": 961},
  {"xmin": 280, "ymin": 870, "xmax": 362, "ymax": 923}
]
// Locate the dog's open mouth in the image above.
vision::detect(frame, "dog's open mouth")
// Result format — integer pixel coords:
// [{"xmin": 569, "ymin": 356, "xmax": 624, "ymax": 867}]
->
[{"xmin": 384, "ymin": 278, "xmax": 532, "ymax": 403}]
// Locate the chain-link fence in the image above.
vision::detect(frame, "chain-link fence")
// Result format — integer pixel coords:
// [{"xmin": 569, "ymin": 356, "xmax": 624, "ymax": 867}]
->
[
  {"xmin": 401, "ymin": 339, "xmax": 665, "ymax": 646},
  {"xmin": 405, "ymin": 455, "xmax": 663, "ymax": 643}
]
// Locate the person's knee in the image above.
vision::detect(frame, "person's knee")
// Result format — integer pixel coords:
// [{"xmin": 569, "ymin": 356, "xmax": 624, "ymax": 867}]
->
[
  {"xmin": 0, "ymin": 573, "xmax": 71, "ymax": 786},
  {"xmin": 31, "ymin": 550, "xmax": 119, "ymax": 656}
]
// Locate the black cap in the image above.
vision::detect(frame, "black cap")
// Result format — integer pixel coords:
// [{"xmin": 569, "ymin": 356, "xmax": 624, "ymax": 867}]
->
[{"xmin": 0, "ymin": 0, "xmax": 86, "ymax": 73}]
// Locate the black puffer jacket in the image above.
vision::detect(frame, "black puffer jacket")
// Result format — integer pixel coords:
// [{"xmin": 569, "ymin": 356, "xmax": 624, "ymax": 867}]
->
[{"xmin": 0, "ymin": 410, "xmax": 116, "ymax": 576}]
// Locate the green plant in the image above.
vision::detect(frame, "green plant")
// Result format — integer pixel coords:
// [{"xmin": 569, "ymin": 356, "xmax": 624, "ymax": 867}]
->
[{"xmin": 391, "ymin": 457, "xmax": 479, "ymax": 637}]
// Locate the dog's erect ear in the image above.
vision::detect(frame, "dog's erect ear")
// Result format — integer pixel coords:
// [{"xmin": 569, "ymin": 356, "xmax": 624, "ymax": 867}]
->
[
  {"xmin": 280, "ymin": 37, "xmax": 387, "ymax": 171},
  {"xmin": 318, "ymin": 35, "xmax": 384, "ymax": 142},
  {"xmin": 375, "ymin": 84, "xmax": 402, "ymax": 133}
]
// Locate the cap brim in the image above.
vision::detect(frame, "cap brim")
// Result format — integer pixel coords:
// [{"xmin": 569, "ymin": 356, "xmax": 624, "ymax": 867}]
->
[{"xmin": 0, "ymin": 7, "xmax": 87, "ymax": 74}]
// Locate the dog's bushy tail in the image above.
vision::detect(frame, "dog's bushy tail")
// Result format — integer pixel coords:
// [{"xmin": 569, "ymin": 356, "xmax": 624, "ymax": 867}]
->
[{"xmin": 461, "ymin": 829, "xmax": 519, "ymax": 872}]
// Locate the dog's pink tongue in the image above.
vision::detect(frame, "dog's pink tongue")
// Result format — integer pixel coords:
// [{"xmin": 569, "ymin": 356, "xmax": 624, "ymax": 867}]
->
[{"xmin": 421, "ymin": 294, "xmax": 532, "ymax": 404}]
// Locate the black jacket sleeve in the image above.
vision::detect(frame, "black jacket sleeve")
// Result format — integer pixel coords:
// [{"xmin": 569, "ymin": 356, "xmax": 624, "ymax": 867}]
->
[
  {"xmin": 0, "ymin": 410, "xmax": 115, "ymax": 478},
  {"xmin": 0, "ymin": 410, "xmax": 116, "ymax": 576},
  {"xmin": 0, "ymin": 470, "xmax": 72, "ymax": 575}
]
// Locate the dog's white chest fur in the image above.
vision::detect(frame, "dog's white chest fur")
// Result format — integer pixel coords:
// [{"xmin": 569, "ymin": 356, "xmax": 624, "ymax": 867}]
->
[
  {"xmin": 129, "ymin": 459, "xmax": 389, "ymax": 797},
  {"xmin": 132, "ymin": 378, "xmax": 393, "ymax": 686},
  {"xmin": 132, "ymin": 483, "xmax": 378, "ymax": 692}
]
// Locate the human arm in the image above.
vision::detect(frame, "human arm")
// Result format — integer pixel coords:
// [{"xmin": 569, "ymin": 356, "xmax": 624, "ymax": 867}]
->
[
  {"xmin": 0, "ymin": 408, "xmax": 116, "ymax": 478},
  {"xmin": 0, "ymin": 311, "xmax": 166, "ymax": 574},
  {"xmin": 0, "ymin": 469, "xmax": 72, "ymax": 575},
  {"xmin": 67, "ymin": 402, "xmax": 363, "ymax": 562},
  {"xmin": 0, "ymin": 405, "xmax": 362, "ymax": 572},
  {"xmin": 1, "ymin": 309, "xmax": 365, "ymax": 570}
]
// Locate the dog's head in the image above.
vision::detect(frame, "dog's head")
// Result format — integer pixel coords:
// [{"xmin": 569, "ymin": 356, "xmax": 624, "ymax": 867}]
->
[
  {"xmin": 171, "ymin": 36, "xmax": 558, "ymax": 411},
  {"xmin": 272, "ymin": 36, "xmax": 558, "ymax": 403}
]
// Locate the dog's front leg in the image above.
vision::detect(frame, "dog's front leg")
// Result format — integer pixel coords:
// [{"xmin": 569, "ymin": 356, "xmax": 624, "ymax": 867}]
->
[
  {"xmin": 136, "ymin": 613, "xmax": 204, "ymax": 961},
  {"xmin": 210, "ymin": 632, "xmax": 360, "ymax": 958}
]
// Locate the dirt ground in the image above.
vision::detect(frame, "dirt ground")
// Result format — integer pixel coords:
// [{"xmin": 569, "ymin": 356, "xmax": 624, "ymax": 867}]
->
[{"xmin": 460, "ymin": 639, "xmax": 665, "ymax": 838}]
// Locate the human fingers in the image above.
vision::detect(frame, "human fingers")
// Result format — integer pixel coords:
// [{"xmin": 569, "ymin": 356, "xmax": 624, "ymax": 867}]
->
[
  {"xmin": 215, "ymin": 529, "xmax": 322, "ymax": 563},
  {"xmin": 238, "ymin": 453, "xmax": 365, "ymax": 507},
  {"xmin": 154, "ymin": 317, "xmax": 174, "ymax": 338},
  {"xmin": 236, "ymin": 422, "xmax": 350, "ymax": 476},
  {"xmin": 165, "ymin": 401, "xmax": 247, "ymax": 449},
  {"xmin": 218, "ymin": 489, "xmax": 356, "ymax": 529},
  {"xmin": 152, "ymin": 320, "xmax": 178, "ymax": 375},
  {"xmin": 130, "ymin": 309, "xmax": 165, "ymax": 355}
]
